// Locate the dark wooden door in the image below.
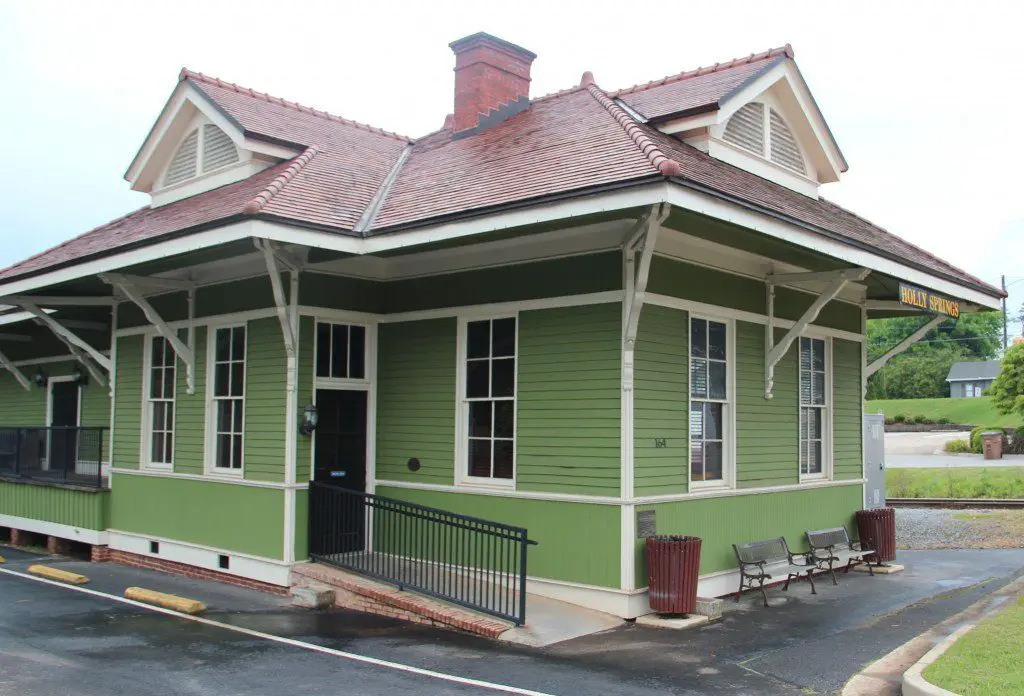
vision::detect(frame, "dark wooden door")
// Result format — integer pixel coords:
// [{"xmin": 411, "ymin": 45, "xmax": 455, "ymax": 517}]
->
[{"xmin": 49, "ymin": 381, "xmax": 79, "ymax": 475}]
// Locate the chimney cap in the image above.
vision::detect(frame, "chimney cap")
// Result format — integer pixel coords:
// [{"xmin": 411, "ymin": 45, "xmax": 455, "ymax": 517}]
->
[{"xmin": 449, "ymin": 32, "xmax": 537, "ymax": 60}]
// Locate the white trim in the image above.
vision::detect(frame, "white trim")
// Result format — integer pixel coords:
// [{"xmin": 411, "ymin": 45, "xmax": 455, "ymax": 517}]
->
[
  {"xmin": 0, "ymin": 347, "xmax": 30, "ymax": 390},
  {"xmin": 106, "ymin": 530, "xmax": 291, "ymax": 586},
  {"xmin": 109, "ymin": 467, "xmax": 308, "ymax": 489},
  {"xmin": 454, "ymin": 314, "xmax": 519, "ymax": 490},
  {"xmin": 374, "ymin": 476, "xmax": 865, "ymax": 506},
  {"xmin": 646, "ymin": 293, "xmax": 864, "ymax": 343},
  {"xmin": 798, "ymin": 335, "xmax": 831, "ymax": 482},
  {"xmin": 140, "ymin": 333, "xmax": 177, "ymax": 472},
  {"xmin": 620, "ymin": 504, "xmax": 636, "ymax": 592},
  {"xmin": 0, "ymin": 514, "xmax": 107, "ymax": 546},
  {"xmin": 377, "ymin": 291, "xmax": 624, "ymax": 325},
  {"xmin": 687, "ymin": 313, "xmax": 737, "ymax": 491},
  {"xmin": 11, "ymin": 354, "xmax": 82, "ymax": 367},
  {"xmin": 116, "ymin": 307, "xmax": 279, "ymax": 336},
  {"xmin": 204, "ymin": 322, "xmax": 248, "ymax": 477}
]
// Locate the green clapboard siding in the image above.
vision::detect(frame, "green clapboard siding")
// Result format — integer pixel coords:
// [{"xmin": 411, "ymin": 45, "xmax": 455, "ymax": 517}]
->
[
  {"xmin": 647, "ymin": 256, "xmax": 861, "ymax": 333},
  {"xmin": 517, "ymin": 304, "xmax": 621, "ymax": 497},
  {"xmin": 833, "ymin": 339, "xmax": 863, "ymax": 480},
  {"xmin": 243, "ymin": 318, "xmax": 287, "ymax": 483},
  {"xmin": 109, "ymin": 472, "xmax": 284, "ymax": 559},
  {"xmin": 296, "ymin": 317, "xmax": 314, "ymax": 483},
  {"xmin": 634, "ymin": 305, "xmax": 689, "ymax": 496},
  {"xmin": 376, "ymin": 319, "xmax": 456, "ymax": 484},
  {"xmin": 113, "ymin": 336, "xmax": 144, "ymax": 469},
  {"xmin": 376, "ymin": 486, "xmax": 620, "ymax": 588},
  {"xmin": 381, "ymin": 253, "xmax": 621, "ymax": 314},
  {"xmin": 294, "ymin": 488, "xmax": 308, "ymax": 561},
  {"xmin": 635, "ymin": 483, "xmax": 863, "ymax": 584},
  {"xmin": 0, "ymin": 360, "xmax": 110, "ymax": 428},
  {"xmin": 173, "ymin": 327, "xmax": 207, "ymax": 475},
  {"xmin": 0, "ymin": 480, "xmax": 109, "ymax": 530},
  {"xmin": 736, "ymin": 323, "xmax": 800, "ymax": 488}
]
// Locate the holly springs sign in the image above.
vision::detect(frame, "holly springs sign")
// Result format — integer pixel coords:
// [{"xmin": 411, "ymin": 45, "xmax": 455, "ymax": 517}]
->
[{"xmin": 899, "ymin": 283, "xmax": 961, "ymax": 318}]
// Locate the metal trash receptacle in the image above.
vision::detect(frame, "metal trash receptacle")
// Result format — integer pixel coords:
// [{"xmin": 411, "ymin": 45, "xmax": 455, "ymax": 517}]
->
[
  {"xmin": 855, "ymin": 507, "xmax": 896, "ymax": 564},
  {"xmin": 982, "ymin": 432, "xmax": 1003, "ymax": 460},
  {"xmin": 647, "ymin": 535, "xmax": 701, "ymax": 614}
]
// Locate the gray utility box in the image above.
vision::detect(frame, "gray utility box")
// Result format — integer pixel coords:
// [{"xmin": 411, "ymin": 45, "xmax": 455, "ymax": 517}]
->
[{"xmin": 863, "ymin": 413, "xmax": 886, "ymax": 509}]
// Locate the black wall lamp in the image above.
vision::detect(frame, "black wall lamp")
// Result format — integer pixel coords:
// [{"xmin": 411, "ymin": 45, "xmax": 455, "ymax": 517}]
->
[
  {"xmin": 299, "ymin": 403, "xmax": 319, "ymax": 436},
  {"xmin": 32, "ymin": 368, "xmax": 46, "ymax": 388}
]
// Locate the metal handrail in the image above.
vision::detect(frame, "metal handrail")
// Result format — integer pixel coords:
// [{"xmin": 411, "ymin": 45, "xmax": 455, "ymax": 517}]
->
[
  {"xmin": 308, "ymin": 482, "xmax": 537, "ymax": 625},
  {"xmin": 0, "ymin": 426, "xmax": 108, "ymax": 489}
]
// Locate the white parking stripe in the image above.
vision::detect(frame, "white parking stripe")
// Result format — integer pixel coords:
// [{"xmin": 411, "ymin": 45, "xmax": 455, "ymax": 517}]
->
[{"xmin": 0, "ymin": 566, "xmax": 556, "ymax": 696}]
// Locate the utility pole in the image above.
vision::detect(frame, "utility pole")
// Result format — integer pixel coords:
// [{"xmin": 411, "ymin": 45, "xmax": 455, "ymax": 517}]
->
[{"xmin": 1003, "ymin": 274, "xmax": 1008, "ymax": 351}]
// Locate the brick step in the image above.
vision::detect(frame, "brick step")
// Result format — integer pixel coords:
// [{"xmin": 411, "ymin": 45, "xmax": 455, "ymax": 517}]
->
[{"xmin": 291, "ymin": 562, "xmax": 513, "ymax": 638}]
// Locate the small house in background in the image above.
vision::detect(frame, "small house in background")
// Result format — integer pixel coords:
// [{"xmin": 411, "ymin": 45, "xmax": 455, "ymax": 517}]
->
[{"xmin": 946, "ymin": 360, "xmax": 1001, "ymax": 398}]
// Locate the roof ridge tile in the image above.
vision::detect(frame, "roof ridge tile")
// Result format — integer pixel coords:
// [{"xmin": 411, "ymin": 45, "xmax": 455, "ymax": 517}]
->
[
  {"xmin": 179, "ymin": 68, "xmax": 413, "ymax": 143},
  {"xmin": 610, "ymin": 44, "xmax": 793, "ymax": 98},
  {"xmin": 584, "ymin": 84, "xmax": 681, "ymax": 176},
  {"xmin": 242, "ymin": 146, "xmax": 320, "ymax": 215}
]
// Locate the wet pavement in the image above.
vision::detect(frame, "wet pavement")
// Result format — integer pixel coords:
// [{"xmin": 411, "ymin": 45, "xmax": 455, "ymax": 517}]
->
[{"xmin": 1, "ymin": 545, "xmax": 1023, "ymax": 695}]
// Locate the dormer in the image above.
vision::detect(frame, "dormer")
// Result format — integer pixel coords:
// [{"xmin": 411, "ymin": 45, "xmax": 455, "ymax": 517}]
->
[
  {"xmin": 124, "ymin": 72, "xmax": 302, "ymax": 207},
  {"xmin": 615, "ymin": 48, "xmax": 847, "ymax": 198}
]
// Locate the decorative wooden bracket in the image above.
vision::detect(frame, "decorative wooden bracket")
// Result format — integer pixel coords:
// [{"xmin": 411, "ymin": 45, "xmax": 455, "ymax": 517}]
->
[
  {"xmin": 100, "ymin": 273, "xmax": 197, "ymax": 395},
  {"xmin": 622, "ymin": 203, "xmax": 670, "ymax": 392},
  {"xmin": 764, "ymin": 267, "xmax": 871, "ymax": 399},
  {"xmin": 254, "ymin": 239, "xmax": 301, "ymax": 394},
  {"xmin": 0, "ymin": 346, "xmax": 30, "ymax": 390},
  {"xmin": 865, "ymin": 314, "xmax": 945, "ymax": 379},
  {"xmin": 18, "ymin": 301, "xmax": 110, "ymax": 387}
]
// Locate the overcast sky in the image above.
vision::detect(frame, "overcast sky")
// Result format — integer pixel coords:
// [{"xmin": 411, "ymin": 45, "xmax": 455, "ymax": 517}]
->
[{"xmin": 2, "ymin": 1, "xmax": 1021, "ymax": 338}]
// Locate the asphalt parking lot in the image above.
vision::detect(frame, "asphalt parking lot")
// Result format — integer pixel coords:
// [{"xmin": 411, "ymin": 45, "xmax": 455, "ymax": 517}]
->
[{"xmin": 1, "ymin": 545, "xmax": 1022, "ymax": 695}]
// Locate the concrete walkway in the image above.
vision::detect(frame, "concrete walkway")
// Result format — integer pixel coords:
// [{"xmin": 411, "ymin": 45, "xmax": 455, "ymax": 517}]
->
[
  {"xmin": 885, "ymin": 431, "xmax": 1024, "ymax": 468},
  {"xmin": 3, "ymin": 544, "xmax": 1023, "ymax": 695}
]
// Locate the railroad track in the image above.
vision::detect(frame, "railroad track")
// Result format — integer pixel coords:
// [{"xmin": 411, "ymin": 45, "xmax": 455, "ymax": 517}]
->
[{"xmin": 888, "ymin": 498, "xmax": 1024, "ymax": 510}]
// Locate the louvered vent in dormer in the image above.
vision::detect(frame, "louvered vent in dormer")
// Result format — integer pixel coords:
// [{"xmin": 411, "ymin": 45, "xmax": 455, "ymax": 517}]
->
[
  {"xmin": 769, "ymin": 109, "xmax": 806, "ymax": 175},
  {"xmin": 201, "ymin": 124, "xmax": 239, "ymax": 173},
  {"xmin": 723, "ymin": 103, "xmax": 764, "ymax": 155},
  {"xmin": 163, "ymin": 129, "xmax": 199, "ymax": 186}
]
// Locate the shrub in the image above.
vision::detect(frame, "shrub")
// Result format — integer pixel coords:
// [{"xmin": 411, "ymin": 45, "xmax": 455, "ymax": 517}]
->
[
  {"xmin": 945, "ymin": 439, "xmax": 972, "ymax": 453},
  {"xmin": 892, "ymin": 414, "xmax": 907, "ymax": 423},
  {"xmin": 904, "ymin": 416, "xmax": 918, "ymax": 425},
  {"xmin": 937, "ymin": 417, "xmax": 952, "ymax": 425},
  {"xmin": 970, "ymin": 426, "xmax": 1011, "ymax": 454},
  {"xmin": 914, "ymin": 415, "xmax": 934, "ymax": 425},
  {"xmin": 884, "ymin": 417, "xmax": 895, "ymax": 425}
]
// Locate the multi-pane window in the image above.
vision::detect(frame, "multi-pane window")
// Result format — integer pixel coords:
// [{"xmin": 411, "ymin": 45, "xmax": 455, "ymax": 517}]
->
[
  {"xmin": 690, "ymin": 318, "xmax": 729, "ymax": 484},
  {"xmin": 212, "ymin": 326, "xmax": 246, "ymax": 471},
  {"xmin": 147, "ymin": 336, "xmax": 175, "ymax": 466},
  {"xmin": 464, "ymin": 317, "xmax": 516, "ymax": 482},
  {"xmin": 315, "ymin": 322, "xmax": 366, "ymax": 380},
  {"xmin": 799, "ymin": 337, "xmax": 827, "ymax": 476}
]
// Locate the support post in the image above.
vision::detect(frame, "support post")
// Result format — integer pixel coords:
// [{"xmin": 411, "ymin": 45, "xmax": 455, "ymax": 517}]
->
[
  {"xmin": 100, "ymin": 274, "xmax": 196, "ymax": 394},
  {"xmin": 0, "ymin": 347, "xmax": 31, "ymax": 390},
  {"xmin": 865, "ymin": 314, "xmax": 945, "ymax": 378}
]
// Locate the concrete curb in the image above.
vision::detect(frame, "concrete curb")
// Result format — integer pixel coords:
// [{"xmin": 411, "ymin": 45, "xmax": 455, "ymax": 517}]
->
[
  {"xmin": 125, "ymin": 587, "xmax": 206, "ymax": 615},
  {"xmin": 901, "ymin": 625, "xmax": 971, "ymax": 696},
  {"xmin": 27, "ymin": 564, "xmax": 88, "ymax": 585}
]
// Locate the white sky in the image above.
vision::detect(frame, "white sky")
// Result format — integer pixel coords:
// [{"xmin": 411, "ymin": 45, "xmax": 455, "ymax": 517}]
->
[{"xmin": 1, "ymin": 1, "xmax": 1022, "ymax": 336}]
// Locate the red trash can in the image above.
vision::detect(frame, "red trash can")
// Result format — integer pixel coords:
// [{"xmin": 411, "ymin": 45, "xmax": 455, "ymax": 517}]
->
[
  {"xmin": 855, "ymin": 507, "xmax": 896, "ymax": 563},
  {"xmin": 647, "ymin": 535, "xmax": 702, "ymax": 614}
]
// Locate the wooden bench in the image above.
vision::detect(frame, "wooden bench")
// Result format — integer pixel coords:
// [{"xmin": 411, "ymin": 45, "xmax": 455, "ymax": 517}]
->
[
  {"xmin": 805, "ymin": 526, "xmax": 876, "ymax": 584},
  {"xmin": 732, "ymin": 537, "xmax": 816, "ymax": 607}
]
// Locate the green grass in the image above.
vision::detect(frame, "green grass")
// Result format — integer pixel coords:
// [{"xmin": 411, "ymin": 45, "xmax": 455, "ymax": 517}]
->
[
  {"xmin": 886, "ymin": 467, "xmax": 1024, "ymax": 499},
  {"xmin": 865, "ymin": 396, "xmax": 1018, "ymax": 427},
  {"xmin": 924, "ymin": 596, "xmax": 1024, "ymax": 695}
]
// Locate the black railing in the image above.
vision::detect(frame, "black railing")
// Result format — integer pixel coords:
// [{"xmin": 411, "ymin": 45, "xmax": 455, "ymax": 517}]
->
[
  {"xmin": 0, "ymin": 427, "xmax": 108, "ymax": 489},
  {"xmin": 309, "ymin": 482, "xmax": 537, "ymax": 625}
]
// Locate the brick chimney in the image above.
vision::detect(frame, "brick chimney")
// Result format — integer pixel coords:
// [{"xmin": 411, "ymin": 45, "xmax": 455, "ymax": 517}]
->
[{"xmin": 449, "ymin": 32, "xmax": 536, "ymax": 137}]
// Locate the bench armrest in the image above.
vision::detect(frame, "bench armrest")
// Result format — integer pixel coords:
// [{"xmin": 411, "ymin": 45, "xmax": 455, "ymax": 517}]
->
[{"xmin": 788, "ymin": 551, "xmax": 813, "ymax": 566}]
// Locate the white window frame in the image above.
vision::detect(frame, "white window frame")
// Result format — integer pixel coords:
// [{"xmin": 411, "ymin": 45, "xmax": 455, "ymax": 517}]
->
[
  {"xmin": 687, "ymin": 314, "xmax": 736, "ymax": 490},
  {"xmin": 204, "ymin": 322, "xmax": 247, "ymax": 477},
  {"xmin": 141, "ymin": 332, "xmax": 176, "ymax": 471},
  {"xmin": 454, "ymin": 313, "xmax": 518, "ymax": 490},
  {"xmin": 312, "ymin": 320, "xmax": 370, "ymax": 388},
  {"xmin": 798, "ymin": 335, "xmax": 832, "ymax": 481}
]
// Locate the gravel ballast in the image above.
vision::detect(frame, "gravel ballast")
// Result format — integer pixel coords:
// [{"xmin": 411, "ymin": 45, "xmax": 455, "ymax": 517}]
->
[{"xmin": 896, "ymin": 508, "xmax": 1024, "ymax": 549}]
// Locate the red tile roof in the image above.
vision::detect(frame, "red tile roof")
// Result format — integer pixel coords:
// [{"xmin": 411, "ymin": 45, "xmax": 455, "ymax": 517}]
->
[
  {"xmin": 0, "ymin": 54, "xmax": 1001, "ymax": 299},
  {"xmin": 612, "ymin": 46, "xmax": 793, "ymax": 121}
]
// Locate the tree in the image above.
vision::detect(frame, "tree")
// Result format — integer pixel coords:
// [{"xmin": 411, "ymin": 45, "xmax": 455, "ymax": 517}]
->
[
  {"xmin": 989, "ymin": 342, "xmax": 1024, "ymax": 417},
  {"xmin": 865, "ymin": 311, "xmax": 1002, "ymax": 400}
]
